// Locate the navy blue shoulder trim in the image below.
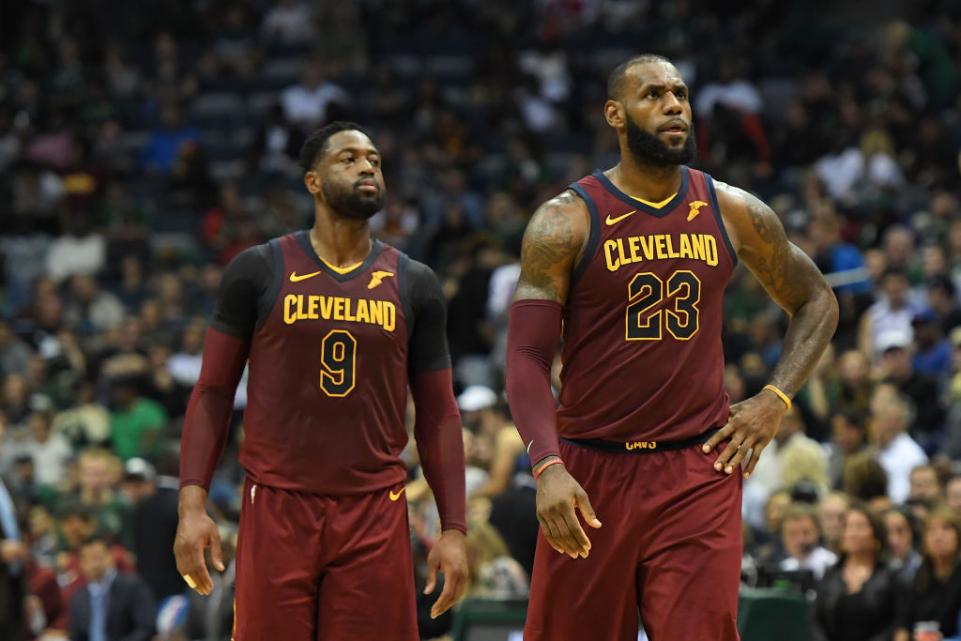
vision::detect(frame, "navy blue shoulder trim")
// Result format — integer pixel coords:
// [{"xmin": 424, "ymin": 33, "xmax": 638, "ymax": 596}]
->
[
  {"xmin": 704, "ymin": 175, "xmax": 738, "ymax": 267},
  {"xmin": 567, "ymin": 183, "xmax": 600, "ymax": 285},
  {"xmin": 396, "ymin": 251, "xmax": 413, "ymax": 337},
  {"xmin": 257, "ymin": 237, "xmax": 285, "ymax": 328}
]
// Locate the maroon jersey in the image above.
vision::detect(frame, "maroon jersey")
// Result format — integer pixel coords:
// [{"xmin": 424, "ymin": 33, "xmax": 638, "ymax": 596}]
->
[
  {"xmin": 202, "ymin": 232, "xmax": 450, "ymax": 496},
  {"xmin": 558, "ymin": 167, "xmax": 737, "ymax": 444}
]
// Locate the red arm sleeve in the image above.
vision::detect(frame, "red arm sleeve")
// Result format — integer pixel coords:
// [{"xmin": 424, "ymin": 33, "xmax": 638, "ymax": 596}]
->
[
  {"xmin": 179, "ymin": 328, "xmax": 249, "ymax": 490},
  {"xmin": 506, "ymin": 299, "xmax": 563, "ymax": 467},
  {"xmin": 411, "ymin": 368, "xmax": 467, "ymax": 534}
]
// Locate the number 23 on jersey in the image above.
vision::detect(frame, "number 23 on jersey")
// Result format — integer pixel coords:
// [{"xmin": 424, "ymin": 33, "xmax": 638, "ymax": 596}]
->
[{"xmin": 625, "ymin": 270, "xmax": 701, "ymax": 341}]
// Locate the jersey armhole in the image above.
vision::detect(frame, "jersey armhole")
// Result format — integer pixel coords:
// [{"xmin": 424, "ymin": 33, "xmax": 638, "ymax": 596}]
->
[
  {"xmin": 705, "ymin": 175, "xmax": 739, "ymax": 267},
  {"xmin": 255, "ymin": 238, "xmax": 285, "ymax": 329},
  {"xmin": 567, "ymin": 183, "xmax": 600, "ymax": 285}
]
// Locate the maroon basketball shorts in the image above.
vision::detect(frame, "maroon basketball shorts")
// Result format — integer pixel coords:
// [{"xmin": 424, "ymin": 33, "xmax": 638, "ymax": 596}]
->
[
  {"xmin": 525, "ymin": 437, "xmax": 742, "ymax": 641},
  {"xmin": 232, "ymin": 478, "xmax": 417, "ymax": 641}
]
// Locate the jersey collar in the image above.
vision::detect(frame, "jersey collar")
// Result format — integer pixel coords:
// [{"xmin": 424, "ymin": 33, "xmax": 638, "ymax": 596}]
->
[
  {"xmin": 592, "ymin": 166, "xmax": 689, "ymax": 218},
  {"xmin": 295, "ymin": 230, "xmax": 384, "ymax": 282}
]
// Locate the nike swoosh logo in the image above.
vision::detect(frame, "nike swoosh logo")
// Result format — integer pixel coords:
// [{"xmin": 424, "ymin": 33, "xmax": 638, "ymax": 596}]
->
[
  {"xmin": 289, "ymin": 271, "xmax": 322, "ymax": 283},
  {"xmin": 389, "ymin": 487, "xmax": 406, "ymax": 502},
  {"xmin": 605, "ymin": 210, "xmax": 637, "ymax": 225}
]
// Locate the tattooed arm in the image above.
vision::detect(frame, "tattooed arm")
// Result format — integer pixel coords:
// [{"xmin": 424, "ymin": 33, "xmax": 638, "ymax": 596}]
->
[
  {"xmin": 512, "ymin": 190, "xmax": 590, "ymax": 303},
  {"xmin": 703, "ymin": 183, "xmax": 839, "ymax": 477},
  {"xmin": 506, "ymin": 191, "xmax": 601, "ymax": 560}
]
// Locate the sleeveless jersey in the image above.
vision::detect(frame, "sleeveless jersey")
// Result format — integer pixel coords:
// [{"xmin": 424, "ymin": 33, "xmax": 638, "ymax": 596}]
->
[
  {"xmin": 557, "ymin": 167, "xmax": 737, "ymax": 444},
  {"xmin": 241, "ymin": 232, "xmax": 411, "ymax": 495}
]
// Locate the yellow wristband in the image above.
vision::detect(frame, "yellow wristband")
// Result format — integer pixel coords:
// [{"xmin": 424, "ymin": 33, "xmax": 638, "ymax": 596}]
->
[{"xmin": 763, "ymin": 384, "xmax": 792, "ymax": 411}]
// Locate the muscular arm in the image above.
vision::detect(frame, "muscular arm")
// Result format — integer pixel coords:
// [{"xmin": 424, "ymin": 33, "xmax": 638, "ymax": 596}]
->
[
  {"xmin": 716, "ymin": 183, "xmax": 839, "ymax": 397},
  {"xmin": 506, "ymin": 191, "xmax": 589, "ymax": 467}
]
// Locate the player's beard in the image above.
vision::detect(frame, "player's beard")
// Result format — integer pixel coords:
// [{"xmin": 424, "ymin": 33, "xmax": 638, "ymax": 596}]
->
[
  {"xmin": 322, "ymin": 179, "xmax": 384, "ymax": 221},
  {"xmin": 625, "ymin": 116, "xmax": 696, "ymax": 167}
]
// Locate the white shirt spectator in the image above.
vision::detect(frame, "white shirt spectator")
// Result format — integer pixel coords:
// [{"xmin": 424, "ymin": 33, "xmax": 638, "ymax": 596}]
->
[
  {"xmin": 46, "ymin": 233, "xmax": 106, "ymax": 283},
  {"xmin": 262, "ymin": 0, "xmax": 316, "ymax": 44},
  {"xmin": 694, "ymin": 79, "xmax": 762, "ymax": 118},
  {"xmin": 780, "ymin": 546, "xmax": 838, "ymax": 580},
  {"xmin": 9, "ymin": 431, "xmax": 72, "ymax": 486},
  {"xmin": 281, "ymin": 80, "xmax": 350, "ymax": 130},
  {"xmin": 168, "ymin": 351, "xmax": 203, "ymax": 387},
  {"xmin": 878, "ymin": 432, "xmax": 928, "ymax": 503}
]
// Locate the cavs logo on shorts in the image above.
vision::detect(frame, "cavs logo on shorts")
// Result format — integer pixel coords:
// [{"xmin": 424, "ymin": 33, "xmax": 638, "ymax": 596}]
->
[{"xmin": 625, "ymin": 440, "xmax": 657, "ymax": 451}]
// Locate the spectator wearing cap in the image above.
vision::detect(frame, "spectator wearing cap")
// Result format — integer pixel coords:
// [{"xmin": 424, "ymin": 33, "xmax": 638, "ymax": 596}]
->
[
  {"xmin": 878, "ymin": 328, "xmax": 945, "ymax": 446},
  {"xmin": 457, "ymin": 386, "xmax": 527, "ymax": 500},
  {"xmin": 912, "ymin": 308, "xmax": 953, "ymax": 380},
  {"xmin": 121, "ymin": 456, "xmax": 182, "ymax": 602},
  {"xmin": 871, "ymin": 387, "xmax": 928, "ymax": 503}
]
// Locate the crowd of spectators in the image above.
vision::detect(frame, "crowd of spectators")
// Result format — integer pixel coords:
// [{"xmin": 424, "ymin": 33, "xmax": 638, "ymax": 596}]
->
[{"xmin": 1, "ymin": 0, "xmax": 961, "ymax": 639}]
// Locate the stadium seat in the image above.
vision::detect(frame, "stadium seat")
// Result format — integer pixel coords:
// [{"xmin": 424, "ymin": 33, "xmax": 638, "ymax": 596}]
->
[{"xmin": 737, "ymin": 587, "xmax": 812, "ymax": 641}]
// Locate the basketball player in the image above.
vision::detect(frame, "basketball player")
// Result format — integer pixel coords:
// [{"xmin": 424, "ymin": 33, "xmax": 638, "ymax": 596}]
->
[
  {"xmin": 506, "ymin": 55, "xmax": 838, "ymax": 640},
  {"xmin": 174, "ymin": 122, "xmax": 468, "ymax": 640}
]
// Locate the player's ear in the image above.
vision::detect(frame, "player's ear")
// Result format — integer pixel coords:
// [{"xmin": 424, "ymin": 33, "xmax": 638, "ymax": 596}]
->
[
  {"xmin": 604, "ymin": 100, "xmax": 625, "ymax": 129},
  {"xmin": 303, "ymin": 170, "xmax": 322, "ymax": 196}
]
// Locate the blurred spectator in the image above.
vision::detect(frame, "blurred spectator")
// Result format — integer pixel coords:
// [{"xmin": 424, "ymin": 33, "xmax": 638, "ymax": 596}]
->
[
  {"xmin": 910, "ymin": 465, "xmax": 944, "ymax": 503},
  {"xmin": 280, "ymin": 62, "xmax": 350, "ymax": 132},
  {"xmin": 67, "ymin": 536, "xmax": 155, "ymax": 641},
  {"xmin": 948, "ymin": 476, "xmax": 961, "ymax": 515},
  {"xmin": 843, "ymin": 452, "xmax": 890, "ymax": 509},
  {"xmin": 9, "ymin": 411, "xmax": 71, "ymax": 487},
  {"xmin": 860, "ymin": 270, "xmax": 925, "ymax": 358},
  {"xmin": 819, "ymin": 492, "xmax": 851, "ymax": 555},
  {"xmin": 464, "ymin": 520, "xmax": 528, "ymax": 599},
  {"xmin": 826, "ymin": 410, "xmax": 869, "ymax": 490},
  {"xmin": 51, "ymin": 380, "xmax": 111, "ymax": 449},
  {"xmin": 44, "ymin": 216, "xmax": 105, "ymax": 285},
  {"xmin": 815, "ymin": 505, "xmax": 900, "ymax": 641},
  {"xmin": 878, "ymin": 326, "xmax": 945, "ymax": 444},
  {"xmin": 872, "ymin": 388, "xmax": 928, "ymax": 503},
  {"xmin": 63, "ymin": 274, "xmax": 125, "ymax": 335},
  {"xmin": 183, "ymin": 525, "xmax": 236, "ymax": 641},
  {"xmin": 140, "ymin": 103, "xmax": 201, "ymax": 175},
  {"xmin": 778, "ymin": 504, "xmax": 838, "ymax": 581},
  {"xmin": 261, "ymin": 0, "xmax": 316, "ymax": 44},
  {"xmin": 108, "ymin": 379, "xmax": 167, "ymax": 462},
  {"xmin": 0, "ymin": 461, "xmax": 26, "ymax": 640},
  {"xmin": 895, "ymin": 507, "xmax": 961, "ymax": 641},
  {"xmin": 0, "ymin": 322, "xmax": 33, "ymax": 379},
  {"xmin": 122, "ymin": 456, "xmax": 181, "ymax": 602},
  {"xmin": 744, "ymin": 408, "xmax": 828, "ymax": 529},
  {"xmin": 884, "ymin": 506, "xmax": 923, "ymax": 581},
  {"xmin": 912, "ymin": 310, "xmax": 954, "ymax": 380}
]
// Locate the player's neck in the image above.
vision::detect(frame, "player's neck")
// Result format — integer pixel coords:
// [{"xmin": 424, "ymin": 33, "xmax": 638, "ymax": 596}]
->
[
  {"xmin": 610, "ymin": 156, "xmax": 682, "ymax": 204},
  {"xmin": 308, "ymin": 209, "xmax": 372, "ymax": 268}
]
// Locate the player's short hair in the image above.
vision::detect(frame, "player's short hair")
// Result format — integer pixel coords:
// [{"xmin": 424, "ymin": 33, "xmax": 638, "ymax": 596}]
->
[
  {"xmin": 298, "ymin": 121, "xmax": 372, "ymax": 174},
  {"xmin": 607, "ymin": 53, "xmax": 673, "ymax": 100}
]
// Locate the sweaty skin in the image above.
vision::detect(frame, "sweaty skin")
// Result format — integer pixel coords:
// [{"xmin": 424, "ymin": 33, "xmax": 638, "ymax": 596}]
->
[{"xmin": 509, "ymin": 58, "xmax": 838, "ymax": 559}]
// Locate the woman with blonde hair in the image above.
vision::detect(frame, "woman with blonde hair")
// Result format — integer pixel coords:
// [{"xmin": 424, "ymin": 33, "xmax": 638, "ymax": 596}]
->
[{"xmin": 895, "ymin": 506, "xmax": 961, "ymax": 641}]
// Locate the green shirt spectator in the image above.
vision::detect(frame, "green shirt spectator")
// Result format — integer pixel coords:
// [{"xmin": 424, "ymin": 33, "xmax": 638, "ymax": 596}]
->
[{"xmin": 110, "ymin": 382, "xmax": 168, "ymax": 460}]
